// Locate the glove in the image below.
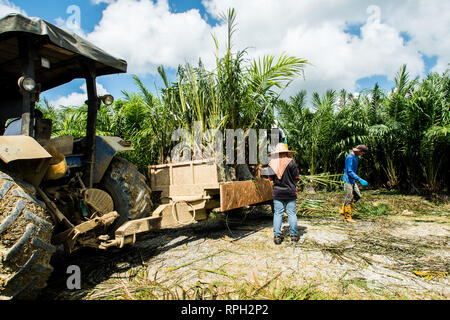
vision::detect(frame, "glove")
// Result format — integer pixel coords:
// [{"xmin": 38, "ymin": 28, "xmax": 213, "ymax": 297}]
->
[{"xmin": 359, "ymin": 178, "xmax": 368, "ymax": 187}]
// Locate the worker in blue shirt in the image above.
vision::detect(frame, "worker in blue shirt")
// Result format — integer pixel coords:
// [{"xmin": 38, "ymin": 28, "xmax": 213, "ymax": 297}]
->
[{"xmin": 340, "ymin": 145, "xmax": 369, "ymax": 222}]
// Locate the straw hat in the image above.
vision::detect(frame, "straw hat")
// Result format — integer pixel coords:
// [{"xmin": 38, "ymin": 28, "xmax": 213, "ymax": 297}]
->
[{"xmin": 268, "ymin": 143, "xmax": 296, "ymax": 157}]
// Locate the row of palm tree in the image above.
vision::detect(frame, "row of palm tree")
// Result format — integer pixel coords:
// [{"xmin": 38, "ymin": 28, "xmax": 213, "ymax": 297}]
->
[{"xmin": 277, "ymin": 65, "xmax": 449, "ymax": 193}]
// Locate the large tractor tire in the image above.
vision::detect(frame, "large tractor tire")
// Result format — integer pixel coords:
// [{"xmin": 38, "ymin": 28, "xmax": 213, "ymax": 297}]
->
[
  {"xmin": 0, "ymin": 172, "xmax": 56, "ymax": 300},
  {"xmin": 100, "ymin": 157, "xmax": 152, "ymax": 231}
]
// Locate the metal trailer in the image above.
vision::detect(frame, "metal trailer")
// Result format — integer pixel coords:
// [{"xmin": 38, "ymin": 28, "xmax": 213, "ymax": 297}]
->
[{"xmin": 101, "ymin": 159, "xmax": 274, "ymax": 249}]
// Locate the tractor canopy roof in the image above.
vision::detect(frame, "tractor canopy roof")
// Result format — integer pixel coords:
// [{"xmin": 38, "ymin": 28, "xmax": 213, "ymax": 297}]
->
[{"xmin": 0, "ymin": 13, "xmax": 127, "ymax": 93}]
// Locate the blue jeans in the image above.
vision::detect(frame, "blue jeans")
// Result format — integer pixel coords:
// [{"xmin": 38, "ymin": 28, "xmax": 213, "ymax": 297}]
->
[{"xmin": 273, "ymin": 199, "xmax": 298, "ymax": 238}]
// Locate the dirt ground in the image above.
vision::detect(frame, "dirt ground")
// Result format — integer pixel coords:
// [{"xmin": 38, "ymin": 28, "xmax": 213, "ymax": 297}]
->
[{"xmin": 38, "ymin": 191, "xmax": 449, "ymax": 300}]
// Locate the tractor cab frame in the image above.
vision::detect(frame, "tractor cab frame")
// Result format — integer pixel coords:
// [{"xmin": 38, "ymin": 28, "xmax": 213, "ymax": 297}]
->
[{"xmin": 0, "ymin": 13, "xmax": 127, "ymax": 187}]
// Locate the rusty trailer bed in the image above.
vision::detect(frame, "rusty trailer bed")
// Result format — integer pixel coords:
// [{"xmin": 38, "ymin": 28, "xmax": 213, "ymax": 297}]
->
[
  {"xmin": 101, "ymin": 159, "xmax": 273, "ymax": 249},
  {"xmin": 149, "ymin": 159, "xmax": 273, "ymax": 212}
]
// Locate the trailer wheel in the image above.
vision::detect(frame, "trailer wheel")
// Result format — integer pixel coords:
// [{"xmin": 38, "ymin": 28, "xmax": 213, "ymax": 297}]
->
[
  {"xmin": 100, "ymin": 157, "xmax": 152, "ymax": 231},
  {"xmin": 0, "ymin": 172, "xmax": 55, "ymax": 300}
]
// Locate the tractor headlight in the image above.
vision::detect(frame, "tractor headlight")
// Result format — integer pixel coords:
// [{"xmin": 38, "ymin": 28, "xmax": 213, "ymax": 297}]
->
[
  {"xmin": 18, "ymin": 76, "xmax": 36, "ymax": 92},
  {"xmin": 100, "ymin": 94, "xmax": 114, "ymax": 106}
]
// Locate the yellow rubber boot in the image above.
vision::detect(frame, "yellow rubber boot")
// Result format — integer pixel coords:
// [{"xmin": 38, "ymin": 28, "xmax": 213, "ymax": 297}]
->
[{"xmin": 344, "ymin": 205, "xmax": 356, "ymax": 223}]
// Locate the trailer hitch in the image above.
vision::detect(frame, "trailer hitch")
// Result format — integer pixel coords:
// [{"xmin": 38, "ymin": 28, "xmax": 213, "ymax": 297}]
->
[{"xmin": 52, "ymin": 211, "xmax": 119, "ymax": 253}]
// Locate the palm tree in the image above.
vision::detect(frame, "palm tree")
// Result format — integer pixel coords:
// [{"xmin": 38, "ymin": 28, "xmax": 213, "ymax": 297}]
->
[{"xmin": 276, "ymin": 90, "xmax": 312, "ymax": 173}]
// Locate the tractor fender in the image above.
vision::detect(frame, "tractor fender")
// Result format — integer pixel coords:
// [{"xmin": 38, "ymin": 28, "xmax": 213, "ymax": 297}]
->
[
  {"xmin": 0, "ymin": 135, "xmax": 52, "ymax": 163},
  {"xmin": 93, "ymin": 136, "xmax": 133, "ymax": 184}
]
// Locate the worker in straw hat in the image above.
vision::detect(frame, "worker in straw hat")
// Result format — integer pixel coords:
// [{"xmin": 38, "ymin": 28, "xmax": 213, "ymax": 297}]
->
[
  {"xmin": 340, "ymin": 144, "xmax": 369, "ymax": 223},
  {"xmin": 267, "ymin": 143, "xmax": 300, "ymax": 245}
]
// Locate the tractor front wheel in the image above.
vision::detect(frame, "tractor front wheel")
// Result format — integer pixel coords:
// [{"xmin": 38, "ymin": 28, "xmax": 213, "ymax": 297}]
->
[{"xmin": 100, "ymin": 157, "xmax": 152, "ymax": 232}]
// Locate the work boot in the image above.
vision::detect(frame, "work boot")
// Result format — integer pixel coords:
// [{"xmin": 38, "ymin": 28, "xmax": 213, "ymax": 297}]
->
[
  {"xmin": 343, "ymin": 205, "xmax": 356, "ymax": 223},
  {"xmin": 291, "ymin": 236, "xmax": 299, "ymax": 243},
  {"xmin": 274, "ymin": 237, "xmax": 282, "ymax": 245}
]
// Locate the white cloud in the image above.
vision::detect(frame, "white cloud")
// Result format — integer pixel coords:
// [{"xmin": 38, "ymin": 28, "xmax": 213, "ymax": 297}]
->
[
  {"xmin": 278, "ymin": 6, "xmax": 424, "ymax": 96},
  {"xmin": 381, "ymin": 0, "xmax": 450, "ymax": 74},
  {"xmin": 87, "ymin": 0, "xmax": 215, "ymax": 74},
  {"xmin": 0, "ymin": 0, "xmax": 26, "ymax": 18},
  {"xmin": 51, "ymin": 82, "xmax": 109, "ymax": 108},
  {"xmin": 83, "ymin": 0, "xmax": 449, "ymax": 98},
  {"xmin": 202, "ymin": 0, "xmax": 443, "ymax": 96}
]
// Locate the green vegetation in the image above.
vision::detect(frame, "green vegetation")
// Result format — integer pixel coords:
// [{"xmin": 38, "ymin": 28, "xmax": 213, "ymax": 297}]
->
[
  {"xmin": 278, "ymin": 66, "xmax": 449, "ymax": 193},
  {"xmin": 37, "ymin": 8, "xmax": 449, "ymax": 194},
  {"xmin": 353, "ymin": 201, "xmax": 391, "ymax": 218}
]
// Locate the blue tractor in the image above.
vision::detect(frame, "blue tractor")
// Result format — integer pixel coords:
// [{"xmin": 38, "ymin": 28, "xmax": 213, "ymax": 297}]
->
[{"xmin": 0, "ymin": 14, "xmax": 152, "ymax": 299}]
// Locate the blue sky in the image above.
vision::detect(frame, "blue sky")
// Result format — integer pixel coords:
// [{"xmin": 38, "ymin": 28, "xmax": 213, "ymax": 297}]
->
[
  {"xmin": 1, "ymin": 0, "xmax": 448, "ymax": 107},
  {"xmin": 11, "ymin": 0, "xmax": 107, "ymax": 32}
]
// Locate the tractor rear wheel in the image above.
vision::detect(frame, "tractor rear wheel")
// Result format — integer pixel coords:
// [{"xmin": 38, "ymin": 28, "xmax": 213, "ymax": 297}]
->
[
  {"xmin": 0, "ymin": 172, "xmax": 55, "ymax": 300},
  {"xmin": 100, "ymin": 157, "xmax": 152, "ymax": 231}
]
